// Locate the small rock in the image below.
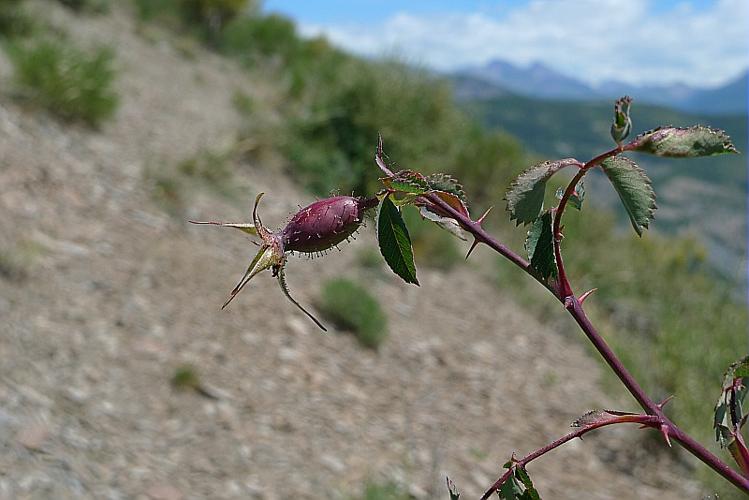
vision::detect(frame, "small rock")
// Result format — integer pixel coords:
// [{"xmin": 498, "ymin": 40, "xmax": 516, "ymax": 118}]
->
[
  {"xmin": 146, "ymin": 484, "xmax": 183, "ymax": 500},
  {"xmin": 319, "ymin": 454, "xmax": 345, "ymax": 473},
  {"xmin": 16, "ymin": 423, "xmax": 49, "ymax": 451}
]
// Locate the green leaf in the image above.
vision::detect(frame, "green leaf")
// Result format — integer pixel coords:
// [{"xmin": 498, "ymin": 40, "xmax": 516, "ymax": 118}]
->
[
  {"xmin": 446, "ymin": 477, "xmax": 460, "ymax": 500},
  {"xmin": 426, "ymin": 173, "xmax": 467, "ymax": 203},
  {"xmin": 498, "ymin": 467, "xmax": 542, "ymax": 500},
  {"xmin": 377, "ymin": 196, "xmax": 419, "ymax": 285},
  {"xmin": 525, "ymin": 211, "xmax": 556, "ymax": 280},
  {"xmin": 610, "ymin": 96, "xmax": 633, "ymax": 144},
  {"xmin": 506, "ymin": 159, "xmax": 578, "ymax": 225},
  {"xmin": 383, "ymin": 170, "xmax": 432, "ymax": 196},
  {"xmin": 514, "ymin": 467, "xmax": 541, "ymax": 500},
  {"xmin": 714, "ymin": 356, "xmax": 749, "ymax": 448},
  {"xmin": 631, "ymin": 126, "xmax": 737, "ymax": 157},
  {"xmin": 555, "ymin": 180, "xmax": 585, "ymax": 211},
  {"xmin": 601, "ymin": 156, "xmax": 656, "ymax": 236}
]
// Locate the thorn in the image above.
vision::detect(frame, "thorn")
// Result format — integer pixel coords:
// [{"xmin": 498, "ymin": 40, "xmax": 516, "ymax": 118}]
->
[
  {"xmin": 579, "ymin": 288, "xmax": 598, "ymax": 304},
  {"xmin": 660, "ymin": 424, "xmax": 672, "ymax": 447},
  {"xmin": 657, "ymin": 395, "xmax": 675, "ymax": 409},
  {"xmin": 465, "ymin": 238, "xmax": 481, "ymax": 260},
  {"xmin": 476, "ymin": 206, "xmax": 493, "ymax": 225}
]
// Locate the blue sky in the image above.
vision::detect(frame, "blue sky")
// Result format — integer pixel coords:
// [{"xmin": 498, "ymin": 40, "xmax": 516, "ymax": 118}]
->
[{"xmin": 263, "ymin": 0, "xmax": 748, "ymax": 87}]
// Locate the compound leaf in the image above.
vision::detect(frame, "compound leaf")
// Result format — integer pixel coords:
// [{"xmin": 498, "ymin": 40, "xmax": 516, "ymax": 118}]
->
[
  {"xmin": 525, "ymin": 211, "xmax": 556, "ymax": 280},
  {"xmin": 506, "ymin": 159, "xmax": 578, "ymax": 225},
  {"xmin": 631, "ymin": 126, "xmax": 737, "ymax": 157},
  {"xmin": 377, "ymin": 196, "xmax": 419, "ymax": 285},
  {"xmin": 601, "ymin": 156, "xmax": 656, "ymax": 236}
]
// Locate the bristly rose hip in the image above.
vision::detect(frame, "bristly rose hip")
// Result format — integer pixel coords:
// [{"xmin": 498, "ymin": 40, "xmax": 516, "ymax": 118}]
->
[{"xmin": 190, "ymin": 193, "xmax": 378, "ymax": 330}]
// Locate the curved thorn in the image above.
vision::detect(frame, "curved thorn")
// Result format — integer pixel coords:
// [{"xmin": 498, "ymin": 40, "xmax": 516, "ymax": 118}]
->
[
  {"xmin": 277, "ymin": 266, "xmax": 327, "ymax": 332},
  {"xmin": 252, "ymin": 193, "xmax": 268, "ymax": 239},
  {"xmin": 579, "ymin": 288, "xmax": 598, "ymax": 304},
  {"xmin": 657, "ymin": 395, "xmax": 675, "ymax": 409},
  {"xmin": 660, "ymin": 424, "xmax": 672, "ymax": 447}
]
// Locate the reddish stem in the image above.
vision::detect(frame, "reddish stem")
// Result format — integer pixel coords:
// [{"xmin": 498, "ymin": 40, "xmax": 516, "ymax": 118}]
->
[
  {"xmin": 479, "ymin": 413, "xmax": 660, "ymax": 500},
  {"xmin": 374, "ymin": 139, "xmax": 749, "ymax": 495}
]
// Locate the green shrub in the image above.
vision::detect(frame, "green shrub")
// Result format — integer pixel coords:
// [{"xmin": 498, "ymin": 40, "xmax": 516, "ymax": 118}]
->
[
  {"xmin": 319, "ymin": 278, "xmax": 387, "ymax": 349},
  {"xmin": 144, "ymin": 148, "xmax": 236, "ymax": 215},
  {"xmin": 351, "ymin": 482, "xmax": 409, "ymax": 500},
  {"xmin": 220, "ymin": 13, "xmax": 298, "ymax": 64},
  {"xmin": 8, "ymin": 38, "xmax": 118, "ymax": 126},
  {"xmin": 0, "ymin": 0, "xmax": 34, "ymax": 38},
  {"xmin": 283, "ymin": 55, "xmax": 527, "ymax": 204},
  {"xmin": 55, "ymin": 0, "xmax": 110, "ymax": 13}
]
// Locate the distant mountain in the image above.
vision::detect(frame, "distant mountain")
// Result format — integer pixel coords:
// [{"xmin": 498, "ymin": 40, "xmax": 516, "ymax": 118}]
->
[
  {"xmin": 460, "ymin": 60, "xmax": 594, "ymax": 100},
  {"xmin": 454, "ymin": 59, "xmax": 748, "ymax": 115}
]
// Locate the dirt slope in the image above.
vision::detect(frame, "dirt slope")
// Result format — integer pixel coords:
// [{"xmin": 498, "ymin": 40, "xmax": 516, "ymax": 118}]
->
[{"xmin": 0, "ymin": 4, "xmax": 702, "ymax": 499}]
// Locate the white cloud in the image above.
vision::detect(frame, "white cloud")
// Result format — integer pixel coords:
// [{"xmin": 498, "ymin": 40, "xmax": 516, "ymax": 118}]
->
[{"xmin": 298, "ymin": 0, "xmax": 749, "ymax": 86}]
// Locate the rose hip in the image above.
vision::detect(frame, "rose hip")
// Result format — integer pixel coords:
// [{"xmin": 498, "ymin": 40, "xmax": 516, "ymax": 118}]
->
[
  {"xmin": 282, "ymin": 196, "xmax": 378, "ymax": 254},
  {"xmin": 189, "ymin": 193, "xmax": 378, "ymax": 330}
]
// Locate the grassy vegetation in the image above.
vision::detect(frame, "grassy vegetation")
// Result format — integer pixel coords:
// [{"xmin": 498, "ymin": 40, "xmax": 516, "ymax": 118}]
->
[
  {"xmin": 7, "ymin": 37, "xmax": 118, "ymax": 126},
  {"xmin": 0, "ymin": 0, "xmax": 35, "ymax": 38},
  {"xmin": 350, "ymin": 481, "xmax": 409, "ymax": 500},
  {"xmin": 319, "ymin": 278, "xmax": 388, "ymax": 349},
  {"xmin": 55, "ymin": 0, "xmax": 110, "ymax": 14},
  {"xmin": 144, "ymin": 148, "xmax": 238, "ymax": 215}
]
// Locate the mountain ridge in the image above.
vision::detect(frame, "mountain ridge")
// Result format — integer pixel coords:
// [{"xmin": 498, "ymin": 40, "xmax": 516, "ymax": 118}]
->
[{"xmin": 455, "ymin": 59, "xmax": 748, "ymax": 115}]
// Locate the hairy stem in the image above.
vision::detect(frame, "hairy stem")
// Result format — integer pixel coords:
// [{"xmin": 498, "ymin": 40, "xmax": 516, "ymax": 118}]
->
[{"xmin": 479, "ymin": 413, "xmax": 661, "ymax": 500}]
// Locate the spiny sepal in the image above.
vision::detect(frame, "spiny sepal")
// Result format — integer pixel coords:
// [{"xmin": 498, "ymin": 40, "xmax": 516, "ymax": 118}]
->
[{"xmin": 277, "ymin": 265, "xmax": 327, "ymax": 331}]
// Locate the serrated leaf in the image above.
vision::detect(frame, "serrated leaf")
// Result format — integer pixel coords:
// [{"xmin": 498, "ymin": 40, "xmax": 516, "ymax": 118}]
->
[
  {"xmin": 714, "ymin": 356, "xmax": 749, "ymax": 448},
  {"xmin": 377, "ymin": 196, "xmax": 419, "ymax": 285},
  {"xmin": 426, "ymin": 173, "xmax": 467, "ymax": 203},
  {"xmin": 383, "ymin": 170, "xmax": 432, "ymax": 196},
  {"xmin": 514, "ymin": 467, "xmax": 541, "ymax": 500},
  {"xmin": 506, "ymin": 159, "xmax": 578, "ymax": 225},
  {"xmin": 499, "ymin": 467, "xmax": 542, "ymax": 500},
  {"xmin": 446, "ymin": 477, "xmax": 460, "ymax": 500},
  {"xmin": 601, "ymin": 156, "xmax": 656, "ymax": 236},
  {"xmin": 525, "ymin": 211, "xmax": 556, "ymax": 280},
  {"xmin": 631, "ymin": 126, "xmax": 737, "ymax": 157}
]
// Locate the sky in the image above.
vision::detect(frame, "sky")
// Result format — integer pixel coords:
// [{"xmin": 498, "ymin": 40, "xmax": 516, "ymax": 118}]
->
[{"xmin": 263, "ymin": 0, "xmax": 749, "ymax": 88}]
